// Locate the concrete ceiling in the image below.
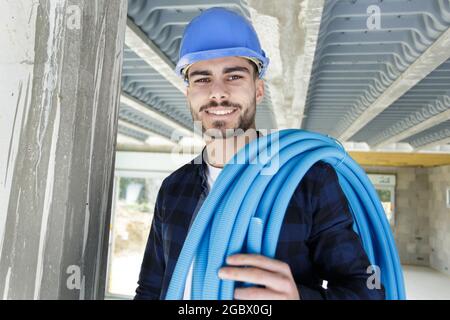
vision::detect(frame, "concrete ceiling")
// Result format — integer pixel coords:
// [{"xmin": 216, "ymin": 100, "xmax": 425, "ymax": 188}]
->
[{"xmin": 118, "ymin": 0, "xmax": 450, "ymax": 154}]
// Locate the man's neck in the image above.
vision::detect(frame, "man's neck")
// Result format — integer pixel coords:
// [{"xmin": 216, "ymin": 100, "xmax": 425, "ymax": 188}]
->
[{"xmin": 204, "ymin": 129, "xmax": 259, "ymax": 168}]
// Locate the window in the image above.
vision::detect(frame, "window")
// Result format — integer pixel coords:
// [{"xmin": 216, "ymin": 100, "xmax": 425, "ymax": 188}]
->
[
  {"xmin": 105, "ymin": 171, "xmax": 168, "ymax": 299},
  {"xmin": 447, "ymin": 187, "xmax": 450, "ymax": 209},
  {"xmin": 368, "ymin": 174, "xmax": 396, "ymax": 228}
]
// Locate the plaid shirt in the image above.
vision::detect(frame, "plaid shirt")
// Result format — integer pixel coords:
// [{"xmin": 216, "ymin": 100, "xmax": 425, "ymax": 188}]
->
[{"xmin": 135, "ymin": 144, "xmax": 385, "ymax": 300}]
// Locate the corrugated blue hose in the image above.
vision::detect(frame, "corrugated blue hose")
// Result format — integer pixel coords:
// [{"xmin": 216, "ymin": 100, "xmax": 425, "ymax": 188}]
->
[{"xmin": 165, "ymin": 129, "xmax": 406, "ymax": 300}]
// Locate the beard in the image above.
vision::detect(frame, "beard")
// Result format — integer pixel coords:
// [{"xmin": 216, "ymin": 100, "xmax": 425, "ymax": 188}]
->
[{"xmin": 190, "ymin": 98, "xmax": 256, "ymax": 139}]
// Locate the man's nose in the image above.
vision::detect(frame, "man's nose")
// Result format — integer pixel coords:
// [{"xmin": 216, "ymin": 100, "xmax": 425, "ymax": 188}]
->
[{"xmin": 209, "ymin": 80, "xmax": 229, "ymax": 101}]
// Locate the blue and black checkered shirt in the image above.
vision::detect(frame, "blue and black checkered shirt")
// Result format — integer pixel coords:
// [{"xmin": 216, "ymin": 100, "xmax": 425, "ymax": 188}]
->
[{"xmin": 135, "ymin": 143, "xmax": 385, "ymax": 300}]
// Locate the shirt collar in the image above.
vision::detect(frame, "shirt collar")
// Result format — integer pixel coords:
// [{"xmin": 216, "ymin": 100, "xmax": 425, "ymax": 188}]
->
[{"xmin": 192, "ymin": 130, "xmax": 263, "ymax": 193}]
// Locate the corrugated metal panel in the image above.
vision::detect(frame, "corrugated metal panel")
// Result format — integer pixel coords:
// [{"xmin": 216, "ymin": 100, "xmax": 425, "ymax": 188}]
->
[
  {"xmin": 351, "ymin": 59, "xmax": 450, "ymax": 145},
  {"xmin": 302, "ymin": 0, "xmax": 450, "ymax": 142},
  {"xmin": 402, "ymin": 119, "xmax": 450, "ymax": 148},
  {"xmin": 122, "ymin": 46, "xmax": 192, "ymax": 130},
  {"xmin": 119, "ymin": 103, "xmax": 177, "ymax": 140},
  {"xmin": 118, "ymin": 125, "xmax": 150, "ymax": 141}
]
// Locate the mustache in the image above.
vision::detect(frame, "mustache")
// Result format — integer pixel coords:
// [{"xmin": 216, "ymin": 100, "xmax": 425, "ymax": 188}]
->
[{"xmin": 200, "ymin": 100, "xmax": 242, "ymax": 112}]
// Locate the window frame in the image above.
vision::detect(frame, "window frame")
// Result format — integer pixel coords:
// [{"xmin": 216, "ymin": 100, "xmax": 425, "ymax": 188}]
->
[{"xmin": 104, "ymin": 169, "xmax": 170, "ymax": 300}]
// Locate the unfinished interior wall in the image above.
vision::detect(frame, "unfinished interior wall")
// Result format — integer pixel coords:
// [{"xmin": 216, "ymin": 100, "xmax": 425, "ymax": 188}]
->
[
  {"xmin": 396, "ymin": 167, "xmax": 432, "ymax": 267},
  {"xmin": 364, "ymin": 166, "xmax": 431, "ymax": 267},
  {"xmin": 428, "ymin": 165, "xmax": 450, "ymax": 277},
  {"xmin": 0, "ymin": 0, "xmax": 127, "ymax": 299},
  {"xmin": 364, "ymin": 164, "xmax": 450, "ymax": 275}
]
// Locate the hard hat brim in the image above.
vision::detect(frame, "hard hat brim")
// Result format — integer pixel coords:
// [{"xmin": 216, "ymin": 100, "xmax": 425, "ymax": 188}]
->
[{"xmin": 176, "ymin": 47, "xmax": 269, "ymax": 79}]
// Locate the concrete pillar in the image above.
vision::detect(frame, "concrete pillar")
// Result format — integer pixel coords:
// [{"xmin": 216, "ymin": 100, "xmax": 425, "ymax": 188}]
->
[{"xmin": 0, "ymin": 0, "xmax": 127, "ymax": 299}]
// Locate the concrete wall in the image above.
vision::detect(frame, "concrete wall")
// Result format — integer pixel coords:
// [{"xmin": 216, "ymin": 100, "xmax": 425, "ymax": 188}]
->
[
  {"xmin": 364, "ymin": 164, "xmax": 450, "ymax": 274},
  {"xmin": 364, "ymin": 166, "xmax": 431, "ymax": 266},
  {"xmin": 396, "ymin": 167, "xmax": 431, "ymax": 266},
  {"xmin": 428, "ymin": 165, "xmax": 450, "ymax": 277},
  {"xmin": 0, "ymin": 0, "xmax": 127, "ymax": 299}
]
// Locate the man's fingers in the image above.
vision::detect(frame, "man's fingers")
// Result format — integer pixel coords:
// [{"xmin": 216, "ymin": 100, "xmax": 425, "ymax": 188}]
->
[
  {"xmin": 219, "ymin": 266, "xmax": 289, "ymax": 292},
  {"xmin": 219, "ymin": 254, "xmax": 300, "ymax": 300},
  {"xmin": 234, "ymin": 287, "xmax": 287, "ymax": 300},
  {"xmin": 226, "ymin": 254, "xmax": 292, "ymax": 275}
]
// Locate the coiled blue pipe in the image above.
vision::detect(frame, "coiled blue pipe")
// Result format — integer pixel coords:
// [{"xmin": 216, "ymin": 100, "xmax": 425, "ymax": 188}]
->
[{"xmin": 165, "ymin": 129, "xmax": 406, "ymax": 300}]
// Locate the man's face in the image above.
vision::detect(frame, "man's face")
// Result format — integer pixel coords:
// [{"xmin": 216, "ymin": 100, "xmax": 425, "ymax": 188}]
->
[{"xmin": 186, "ymin": 56, "xmax": 265, "ymax": 139}]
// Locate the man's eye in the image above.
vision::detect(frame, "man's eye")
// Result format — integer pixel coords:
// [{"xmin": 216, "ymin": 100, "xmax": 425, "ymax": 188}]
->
[
  {"xmin": 228, "ymin": 75, "xmax": 242, "ymax": 81},
  {"xmin": 194, "ymin": 78, "xmax": 210, "ymax": 83}
]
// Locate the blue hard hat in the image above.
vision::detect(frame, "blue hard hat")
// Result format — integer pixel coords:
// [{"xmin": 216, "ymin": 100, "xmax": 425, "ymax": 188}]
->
[{"xmin": 175, "ymin": 7, "xmax": 270, "ymax": 80}]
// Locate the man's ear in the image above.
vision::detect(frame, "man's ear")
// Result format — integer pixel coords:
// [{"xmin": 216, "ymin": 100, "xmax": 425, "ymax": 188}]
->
[{"xmin": 255, "ymin": 79, "xmax": 265, "ymax": 104}]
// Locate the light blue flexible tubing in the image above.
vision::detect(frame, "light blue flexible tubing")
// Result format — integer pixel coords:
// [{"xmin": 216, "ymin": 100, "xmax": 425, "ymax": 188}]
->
[{"xmin": 165, "ymin": 129, "xmax": 406, "ymax": 300}]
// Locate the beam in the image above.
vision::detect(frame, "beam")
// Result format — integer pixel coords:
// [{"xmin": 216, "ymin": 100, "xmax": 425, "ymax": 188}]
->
[
  {"xmin": 125, "ymin": 18, "xmax": 185, "ymax": 93},
  {"xmin": 415, "ymin": 137, "xmax": 450, "ymax": 151},
  {"xmin": 372, "ymin": 109, "xmax": 450, "ymax": 148},
  {"xmin": 349, "ymin": 151, "xmax": 450, "ymax": 168},
  {"xmin": 292, "ymin": 0, "xmax": 325, "ymax": 129},
  {"xmin": 120, "ymin": 92, "xmax": 201, "ymax": 139},
  {"xmin": 116, "ymin": 143, "xmax": 203, "ymax": 155},
  {"xmin": 345, "ymin": 141, "xmax": 450, "ymax": 153},
  {"xmin": 338, "ymin": 27, "xmax": 450, "ymax": 141},
  {"xmin": 118, "ymin": 119, "xmax": 176, "ymax": 146},
  {"xmin": 420, "ymin": 144, "xmax": 450, "ymax": 153},
  {"xmin": 373, "ymin": 142, "xmax": 414, "ymax": 152},
  {"xmin": 117, "ymin": 133, "xmax": 147, "ymax": 145}
]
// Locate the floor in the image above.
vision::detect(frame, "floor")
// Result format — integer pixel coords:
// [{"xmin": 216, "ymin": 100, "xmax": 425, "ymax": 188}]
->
[
  {"xmin": 105, "ymin": 263, "xmax": 450, "ymax": 300},
  {"xmin": 402, "ymin": 265, "xmax": 450, "ymax": 300}
]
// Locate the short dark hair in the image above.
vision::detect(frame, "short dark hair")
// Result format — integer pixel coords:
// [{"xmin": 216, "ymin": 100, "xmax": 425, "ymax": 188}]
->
[{"xmin": 248, "ymin": 60, "xmax": 260, "ymax": 80}]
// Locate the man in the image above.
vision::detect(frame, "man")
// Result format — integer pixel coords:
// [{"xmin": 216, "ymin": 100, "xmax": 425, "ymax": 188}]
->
[{"xmin": 135, "ymin": 7, "xmax": 385, "ymax": 300}]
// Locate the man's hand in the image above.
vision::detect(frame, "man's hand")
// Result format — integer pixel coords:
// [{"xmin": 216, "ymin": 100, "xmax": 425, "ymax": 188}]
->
[{"xmin": 218, "ymin": 254, "xmax": 300, "ymax": 300}]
